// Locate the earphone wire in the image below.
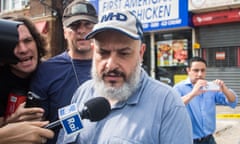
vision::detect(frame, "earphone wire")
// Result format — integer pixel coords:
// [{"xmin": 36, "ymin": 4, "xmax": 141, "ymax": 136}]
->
[{"xmin": 71, "ymin": 58, "xmax": 80, "ymax": 86}]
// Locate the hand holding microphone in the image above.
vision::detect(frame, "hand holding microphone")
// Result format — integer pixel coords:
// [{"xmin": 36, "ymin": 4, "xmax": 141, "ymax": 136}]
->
[
  {"xmin": 45, "ymin": 97, "xmax": 111, "ymax": 135},
  {"xmin": 0, "ymin": 121, "xmax": 54, "ymax": 144}
]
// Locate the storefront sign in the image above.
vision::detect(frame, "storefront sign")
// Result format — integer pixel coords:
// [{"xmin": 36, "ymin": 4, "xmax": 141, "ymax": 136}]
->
[
  {"xmin": 174, "ymin": 74, "xmax": 188, "ymax": 84},
  {"xmin": 97, "ymin": 0, "xmax": 189, "ymax": 31},
  {"xmin": 193, "ymin": 9, "xmax": 240, "ymax": 26},
  {"xmin": 216, "ymin": 52, "xmax": 226, "ymax": 60},
  {"xmin": 189, "ymin": 0, "xmax": 240, "ymax": 10}
]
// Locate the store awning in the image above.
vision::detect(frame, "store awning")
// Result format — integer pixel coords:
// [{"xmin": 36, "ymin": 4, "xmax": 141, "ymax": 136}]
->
[{"xmin": 192, "ymin": 9, "xmax": 240, "ymax": 26}]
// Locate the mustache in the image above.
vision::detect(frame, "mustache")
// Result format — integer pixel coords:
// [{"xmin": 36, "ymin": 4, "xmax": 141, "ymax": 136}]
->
[{"xmin": 103, "ymin": 69, "xmax": 125, "ymax": 77}]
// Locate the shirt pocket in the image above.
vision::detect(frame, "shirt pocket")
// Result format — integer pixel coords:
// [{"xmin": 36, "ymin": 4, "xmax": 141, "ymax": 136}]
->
[
  {"xmin": 107, "ymin": 136, "xmax": 143, "ymax": 144},
  {"xmin": 204, "ymin": 92, "xmax": 216, "ymax": 105}
]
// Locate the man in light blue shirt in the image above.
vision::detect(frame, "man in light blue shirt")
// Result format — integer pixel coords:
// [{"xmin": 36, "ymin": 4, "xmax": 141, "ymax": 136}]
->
[
  {"xmin": 57, "ymin": 9, "xmax": 192, "ymax": 144},
  {"xmin": 174, "ymin": 56, "xmax": 238, "ymax": 144}
]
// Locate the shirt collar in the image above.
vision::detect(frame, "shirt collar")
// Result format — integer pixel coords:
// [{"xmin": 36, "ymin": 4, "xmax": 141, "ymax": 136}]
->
[
  {"xmin": 184, "ymin": 77, "xmax": 194, "ymax": 87},
  {"xmin": 112, "ymin": 69, "xmax": 147, "ymax": 108}
]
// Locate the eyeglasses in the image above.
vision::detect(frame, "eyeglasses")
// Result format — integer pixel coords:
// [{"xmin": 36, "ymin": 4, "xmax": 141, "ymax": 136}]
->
[{"xmin": 68, "ymin": 21, "xmax": 94, "ymax": 30}]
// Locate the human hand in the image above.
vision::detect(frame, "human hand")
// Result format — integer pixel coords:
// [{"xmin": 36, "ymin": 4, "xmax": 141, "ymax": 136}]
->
[
  {"xmin": 213, "ymin": 79, "xmax": 236, "ymax": 102},
  {"xmin": 191, "ymin": 79, "xmax": 207, "ymax": 96},
  {"xmin": 0, "ymin": 121, "xmax": 54, "ymax": 144},
  {"xmin": 213, "ymin": 79, "xmax": 226, "ymax": 91},
  {"xmin": 5, "ymin": 102, "xmax": 44, "ymax": 123}
]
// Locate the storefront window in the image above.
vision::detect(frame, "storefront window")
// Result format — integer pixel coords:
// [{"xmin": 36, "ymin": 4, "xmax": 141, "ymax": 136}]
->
[
  {"xmin": 143, "ymin": 34, "xmax": 151, "ymax": 75},
  {"xmin": 155, "ymin": 29, "xmax": 192, "ymax": 67},
  {"xmin": 154, "ymin": 29, "xmax": 192, "ymax": 86},
  {"xmin": 0, "ymin": 0, "xmax": 29, "ymax": 12}
]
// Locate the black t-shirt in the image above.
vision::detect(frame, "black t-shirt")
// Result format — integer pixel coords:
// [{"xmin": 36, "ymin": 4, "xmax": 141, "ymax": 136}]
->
[{"xmin": 0, "ymin": 65, "xmax": 30, "ymax": 117}]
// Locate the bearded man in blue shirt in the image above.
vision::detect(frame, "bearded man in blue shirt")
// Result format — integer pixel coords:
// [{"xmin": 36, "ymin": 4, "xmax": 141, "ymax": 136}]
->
[{"xmin": 57, "ymin": 9, "xmax": 193, "ymax": 144}]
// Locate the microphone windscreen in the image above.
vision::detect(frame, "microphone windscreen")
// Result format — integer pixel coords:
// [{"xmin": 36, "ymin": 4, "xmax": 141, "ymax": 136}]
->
[
  {"xmin": 84, "ymin": 97, "xmax": 111, "ymax": 121},
  {"xmin": 0, "ymin": 19, "xmax": 21, "ymax": 64}
]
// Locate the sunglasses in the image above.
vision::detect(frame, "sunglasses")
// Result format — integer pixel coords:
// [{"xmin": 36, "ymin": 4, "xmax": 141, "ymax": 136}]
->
[{"xmin": 68, "ymin": 21, "xmax": 94, "ymax": 30}]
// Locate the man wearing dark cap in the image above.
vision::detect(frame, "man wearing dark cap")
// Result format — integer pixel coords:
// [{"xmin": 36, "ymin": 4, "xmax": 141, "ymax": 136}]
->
[
  {"xmin": 57, "ymin": 9, "xmax": 193, "ymax": 144},
  {"xmin": 30, "ymin": 0, "xmax": 97, "ymax": 143}
]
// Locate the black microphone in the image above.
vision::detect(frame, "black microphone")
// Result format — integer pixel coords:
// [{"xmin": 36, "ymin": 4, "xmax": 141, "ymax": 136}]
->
[
  {"xmin": 44, "ymin": 97, "xmax": 111, "ymax": 130},
  {"xmin": 0, "ymin": 19, "xmax": 22, "ymax": 64}
]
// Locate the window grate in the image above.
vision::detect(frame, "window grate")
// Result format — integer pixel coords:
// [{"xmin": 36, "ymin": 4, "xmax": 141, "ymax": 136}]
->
[{"xmin": 203, "ymin": 47, "xmax": 238, "ymax": 67}]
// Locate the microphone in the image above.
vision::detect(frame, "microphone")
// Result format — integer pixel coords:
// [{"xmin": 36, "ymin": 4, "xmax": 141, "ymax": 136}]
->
[
  {"xmin": 0, "ymin": 19, "xmax": 22, "ymax": 64},
  {"xmin": 44, "ymin": 97, "xmax": 111, "ymax": 132}
]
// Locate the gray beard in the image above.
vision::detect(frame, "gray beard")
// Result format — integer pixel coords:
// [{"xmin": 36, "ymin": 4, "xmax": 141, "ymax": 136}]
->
[{"xmin": 91, "ymin": 61, "xmax": 141, "ymax": 102}]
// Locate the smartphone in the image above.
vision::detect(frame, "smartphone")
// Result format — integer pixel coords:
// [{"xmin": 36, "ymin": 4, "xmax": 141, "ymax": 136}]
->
[
  {"xmin": 25, "ymin": 91, "xmax": 41, "ymax": 108},
  {"xmin": 202, "ymin": 82, "xmax": 220, "ymax": 91}
]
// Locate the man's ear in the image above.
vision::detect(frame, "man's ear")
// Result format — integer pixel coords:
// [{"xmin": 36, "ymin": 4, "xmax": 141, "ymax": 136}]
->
[
  {"xmin": 63, "ymin": 27, "xmax": 68, "ymax": 40},
  {"xmin": 140, "ymin": 43, "xmax": 146, "ymax": 58},
  {"xmin": 90, "ymin": 40, "xmax": 95, "ymax": 50}
]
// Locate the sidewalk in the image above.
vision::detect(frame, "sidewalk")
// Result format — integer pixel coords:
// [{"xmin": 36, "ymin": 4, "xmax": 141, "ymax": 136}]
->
[{"xmin": 214, "ymin": 106, "xmax": 240, "ymax": 144}]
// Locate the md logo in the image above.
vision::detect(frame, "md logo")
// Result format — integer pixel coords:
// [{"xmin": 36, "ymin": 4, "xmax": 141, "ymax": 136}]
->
[{"xmin": 101, "ymin": 12, "xmax": 127, "ymax": 22}]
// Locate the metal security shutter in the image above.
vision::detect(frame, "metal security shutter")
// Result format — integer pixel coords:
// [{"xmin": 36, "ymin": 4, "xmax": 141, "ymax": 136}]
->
[
  {"xmin": 198, "ymin": 23, "xmax": 240, "ymax": 104},
  {"xmin": 198, "ymin": 22, "xmax": 240, "ymax": 48},
  {"xmin": 203, "ymin": 47, "xmax": 238, "ymax": 67},
  {"xmin": 206, "ymin": 68, "xmax": 240, "ymax": 104}
]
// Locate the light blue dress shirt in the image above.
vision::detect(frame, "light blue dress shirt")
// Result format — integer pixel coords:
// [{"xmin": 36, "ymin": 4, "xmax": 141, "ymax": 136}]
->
[
  {"xmin": 57, "ymin": 69, "xmax": 193, "ymax": 144},
  {"xmin": 173, "ymin": 78, "xmax": 238, "ymax": 139}
]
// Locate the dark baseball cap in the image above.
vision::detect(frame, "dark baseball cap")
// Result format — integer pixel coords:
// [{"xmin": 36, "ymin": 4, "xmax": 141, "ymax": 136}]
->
[{"xmin": 62, "ymin": 0, "xmax": 98, "ymax": 27}]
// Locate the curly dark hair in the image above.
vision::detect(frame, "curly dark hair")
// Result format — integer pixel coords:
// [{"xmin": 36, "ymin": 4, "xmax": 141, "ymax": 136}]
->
[
  {"xmin": 13, "ymin": 16, "xmax": 47, "ymax": 63},
  {"xmin": 3, "ymin": 16, "xmax": 47, "ymax": 63}
]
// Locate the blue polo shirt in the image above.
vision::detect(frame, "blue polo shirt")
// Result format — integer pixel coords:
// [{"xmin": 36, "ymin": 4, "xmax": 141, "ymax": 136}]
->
[
  {"xmin": 57, "ymin": 69, "xmax": 193, "ymax": 144},
  {"xmin": 173, "ymin": 78, "xmax": 238, "ymax": 139}
]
